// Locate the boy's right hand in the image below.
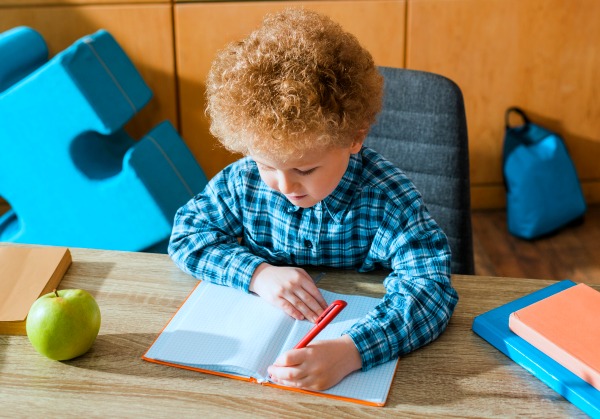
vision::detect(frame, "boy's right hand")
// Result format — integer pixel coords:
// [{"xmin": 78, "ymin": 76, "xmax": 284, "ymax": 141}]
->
[{"xmin": 249, "ymin": 263, "xmax": 328, "ymax": 322}]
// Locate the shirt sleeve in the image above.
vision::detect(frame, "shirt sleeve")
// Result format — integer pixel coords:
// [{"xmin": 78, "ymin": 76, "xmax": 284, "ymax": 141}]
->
[
  {"xmin": 343, "ymin": 198, "xmax": 459, "ymax": 370},
  {"xmin": 167, "ymin": 166, "xmax": 265, "ymax": 291}
]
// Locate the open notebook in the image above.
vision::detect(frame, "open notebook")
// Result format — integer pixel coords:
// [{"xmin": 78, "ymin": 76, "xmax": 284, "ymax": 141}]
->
[{"xmin": 143, "ymin": 281, "xmax": 399, "ymax": 406}]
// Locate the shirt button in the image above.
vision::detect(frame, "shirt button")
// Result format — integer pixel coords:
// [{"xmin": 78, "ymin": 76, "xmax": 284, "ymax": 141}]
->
[{"xmin": 304, "ymin": 239, "xmax": 313, "ymax": 249}]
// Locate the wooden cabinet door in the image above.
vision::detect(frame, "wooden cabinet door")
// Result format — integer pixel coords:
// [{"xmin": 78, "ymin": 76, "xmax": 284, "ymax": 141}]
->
[{"xmin": 407, "ymin": 0, "xmax": 600, "ymax": 208}]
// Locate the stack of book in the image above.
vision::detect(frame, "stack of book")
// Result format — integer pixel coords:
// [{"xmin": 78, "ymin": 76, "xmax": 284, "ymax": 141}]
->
[
  {"xmin": 472, "ymin": 279, "xmax": 600, "ymax": 417},
  {"xmin": 0, "ymin": 245, "xmax": 72, "ymax": 335}
]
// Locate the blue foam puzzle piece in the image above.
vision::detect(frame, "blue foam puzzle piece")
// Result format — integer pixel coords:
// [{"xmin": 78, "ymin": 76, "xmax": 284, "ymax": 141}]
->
[
  {"xmin": 0, "ymin": 27, "xmax": 48, "ymax": 93},
  {"xmin": 0, "ymin": 27, "xmax": 207, "ymax": 251}
]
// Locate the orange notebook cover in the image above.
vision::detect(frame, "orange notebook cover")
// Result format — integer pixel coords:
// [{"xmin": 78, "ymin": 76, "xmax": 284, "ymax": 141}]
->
[
  {"xmin": 143, "ymin": 281, "xmax": 399, "ymax": 406},
  {"xmin": 0, "ymin": 245, "xmax": 72, "ymax": 335},
  {"xmin": 508, "ymin": 283, "xmax": 600, "ymax": 391}
]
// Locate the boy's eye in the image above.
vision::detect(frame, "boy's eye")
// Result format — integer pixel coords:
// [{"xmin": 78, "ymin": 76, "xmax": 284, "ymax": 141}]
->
[{"xmin": 296, "ymin": 168, "xmax": 317, "ymax": 176}]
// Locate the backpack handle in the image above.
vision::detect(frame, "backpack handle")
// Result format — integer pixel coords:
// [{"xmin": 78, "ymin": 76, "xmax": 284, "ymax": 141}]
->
[{"xmin": 505, "ymin": 107, "xmax": 530, "ymax": 130}]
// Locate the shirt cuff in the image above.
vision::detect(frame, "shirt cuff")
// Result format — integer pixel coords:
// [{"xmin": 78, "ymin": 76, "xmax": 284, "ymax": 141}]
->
[
  {"xmin": 223, "ymin": 252, "xmax": 266, "ymax": 292},
  {"xmin": 343, "ymin": 322, "xmax": 392, "ymax": 371}
]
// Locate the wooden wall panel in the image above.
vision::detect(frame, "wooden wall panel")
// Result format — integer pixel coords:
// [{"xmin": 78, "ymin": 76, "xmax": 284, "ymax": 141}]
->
[
  {"xmin": 406, "ymin": 0, "xmax": 600, "ymax": 208},
  {"xmin": 0, "ymin": 4, "xmax": 177, "ymax": 140},
  {"xmin": 3, "ymin": 0, "xmax": 598, "ymax": 209},
  {"xmin": 175, "ymin": 1, "xmax": 406, "ymax": 179},
  {"xmin": 0, "ymin": 0, "xmax": 167, "ymax": 6}
]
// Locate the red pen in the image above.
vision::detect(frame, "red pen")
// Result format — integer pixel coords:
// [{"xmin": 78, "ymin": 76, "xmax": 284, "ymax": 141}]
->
[{"xmin": 293, "ymin": 300, "xmax": 347, "ymax": 349}]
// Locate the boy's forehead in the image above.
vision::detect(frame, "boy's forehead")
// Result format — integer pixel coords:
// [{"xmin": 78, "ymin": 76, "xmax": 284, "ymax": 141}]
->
[
  {"xmin": 252, "ymin": 153, "xmax": 312, "ymax": 169},
  {"xmin": 250, "ymin": 147, "xmax": 328, "ymax": 168}
]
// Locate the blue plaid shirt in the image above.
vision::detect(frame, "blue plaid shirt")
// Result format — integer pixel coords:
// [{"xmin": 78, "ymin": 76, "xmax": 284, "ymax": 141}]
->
[{"xmin": 169, "ymin": 146, "xmax": 458, "ymax": 370}]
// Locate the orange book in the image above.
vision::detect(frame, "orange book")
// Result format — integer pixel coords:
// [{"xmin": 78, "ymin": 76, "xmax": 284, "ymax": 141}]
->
[
  {"xmin": 509, "ymin": 283, "xmax": 600, "ymax": 391},
  {"xmin": 0, "ymin": 245, "xmax": 72, "ymax": 335}
]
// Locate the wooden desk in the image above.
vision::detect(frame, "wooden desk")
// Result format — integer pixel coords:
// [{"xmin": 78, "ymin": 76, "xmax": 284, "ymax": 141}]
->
[{"xmin": 0, "ymin": 247, "xmax": 590, "ymax": 417}]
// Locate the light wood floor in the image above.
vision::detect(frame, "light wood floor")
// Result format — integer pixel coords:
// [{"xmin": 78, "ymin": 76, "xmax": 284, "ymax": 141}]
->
[
  {"xmin": 1, "ymin": 201, "xmax": 598, "ymax": 283},
  {"xmin": 472, "ymin": 205, "xmax": 600, "ymax": 284}
]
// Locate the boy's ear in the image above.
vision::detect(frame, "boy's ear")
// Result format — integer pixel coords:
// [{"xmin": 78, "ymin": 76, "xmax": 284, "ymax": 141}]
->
[{"xmin": 350, "ymin": 129, "xmax": 368, "ymax": 153}]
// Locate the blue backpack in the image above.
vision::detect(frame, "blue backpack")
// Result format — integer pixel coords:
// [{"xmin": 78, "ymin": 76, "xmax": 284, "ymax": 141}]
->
[{"xmin": 502, "ymin": 107, "xmax": 586, "ymax": 239}]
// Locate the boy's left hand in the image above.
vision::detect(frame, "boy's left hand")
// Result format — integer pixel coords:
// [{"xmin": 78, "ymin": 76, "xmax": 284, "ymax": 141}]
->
[
  {"xmin": 267, "ymin": 335, "xmax": 362, "ymax": 391},
  {"xmin": 249, "ymin": 264, "xmax": 327, "ymax": 322}
]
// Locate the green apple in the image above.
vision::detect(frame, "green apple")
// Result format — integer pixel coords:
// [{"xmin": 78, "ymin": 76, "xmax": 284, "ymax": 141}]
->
[{"xmin": 26, "ymin": 289, "xmax": 101, "ymax": 361}]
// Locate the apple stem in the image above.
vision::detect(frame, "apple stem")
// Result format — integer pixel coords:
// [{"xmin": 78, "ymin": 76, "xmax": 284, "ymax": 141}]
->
[{"xmin": 53, "ymin": 289, "xmax": 59, "ymax": 297}]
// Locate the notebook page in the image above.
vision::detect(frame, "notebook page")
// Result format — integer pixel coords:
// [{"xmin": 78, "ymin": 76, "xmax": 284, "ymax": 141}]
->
[
  {"xmin": 145, "ymin": 281, "xmax": 294, "ymax": 379},
  {"xmin": 278, "ymin": 288, "xmax": 398, "ymax": 404}
]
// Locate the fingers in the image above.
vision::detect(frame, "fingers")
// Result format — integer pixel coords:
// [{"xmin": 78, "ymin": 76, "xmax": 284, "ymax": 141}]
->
[
  {"xmin": 268, "ymin": 350, "xmax": 308, "ymax": 387},
  {"xmin": 250, "ymin": 265, "xmax": 329, "ymax": 322},
  {"xmin": 278, "ymin": 293, "xmax": 319, "ymax": 322},
  {"xmin": 267, "ymin": 345, "xmax": 338, "ymax": 391},
  {"xmin": 291, "ymin": 287, "xmax": 327, "ymax": 322},
  {"xmin": 278, "ymin": 297, "xmax": 308, "ymax": 321},
  {"xmin": 276, "ymin": 271, "xmax": 327, "ymax": 322},
  {"xmin": 294, "ymin": 272, "xmax": 328, "ymax": 321},
  {"xmin": 302, "ymin": 276, "xmax": 329, "ymax": 310},
  {"xmin": 273, "ymin": 348, "xmax": 304, "ymax": 366},
  {"xmin": 268, "ymin": 367, "xmax": 308, "ymax": 388}
]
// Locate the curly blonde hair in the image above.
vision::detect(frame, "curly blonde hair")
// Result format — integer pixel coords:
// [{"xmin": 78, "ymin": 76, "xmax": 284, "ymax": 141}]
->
[{"xmin": 205, "ymin": 8, "xmax": 383, "ymax": 160}]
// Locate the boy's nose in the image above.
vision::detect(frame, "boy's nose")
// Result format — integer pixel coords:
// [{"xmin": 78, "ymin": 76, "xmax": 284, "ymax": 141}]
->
[{"xmin": 277, "ymin": 172, "xmax": 297, "ymax": 194}]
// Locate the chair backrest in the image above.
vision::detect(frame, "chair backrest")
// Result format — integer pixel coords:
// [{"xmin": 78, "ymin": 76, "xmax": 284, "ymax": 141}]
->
[{"xmin": 364, "ymin": 66, "xmax": 474, "ymax": 275}]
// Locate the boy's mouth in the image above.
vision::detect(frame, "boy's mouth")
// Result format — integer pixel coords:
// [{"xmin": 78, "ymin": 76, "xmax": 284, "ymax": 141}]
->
[{"xmin": 287, "ymin": 194, "xmax": 308, "ymax": 202}]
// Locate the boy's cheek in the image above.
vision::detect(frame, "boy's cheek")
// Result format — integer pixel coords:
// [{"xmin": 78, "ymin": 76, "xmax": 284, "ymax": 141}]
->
[{"xmin": 258, "ymin": 172, "xmax": 278, "ymax": 191}]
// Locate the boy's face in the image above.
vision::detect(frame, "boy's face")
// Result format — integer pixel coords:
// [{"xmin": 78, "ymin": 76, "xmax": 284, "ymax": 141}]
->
[{"xmin": 252, "ymin": 140, "xmax": 363, "ymax": 208}]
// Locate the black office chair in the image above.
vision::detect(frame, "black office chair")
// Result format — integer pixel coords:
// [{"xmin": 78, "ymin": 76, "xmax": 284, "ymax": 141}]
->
[{"xmin": 364, "ymin": 66, "xmax": 475, "ymax": 275}]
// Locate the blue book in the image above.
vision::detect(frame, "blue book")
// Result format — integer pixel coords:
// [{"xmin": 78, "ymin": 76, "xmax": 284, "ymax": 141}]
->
[{"xmin": 472, "ymin": 280, "xmax": 600, "ymax": 418}]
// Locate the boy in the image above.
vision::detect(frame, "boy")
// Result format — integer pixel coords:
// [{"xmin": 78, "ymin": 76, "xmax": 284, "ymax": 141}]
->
[{"xmin": 169, "ymin": 8, "xmax": 458, "ymax": 391}]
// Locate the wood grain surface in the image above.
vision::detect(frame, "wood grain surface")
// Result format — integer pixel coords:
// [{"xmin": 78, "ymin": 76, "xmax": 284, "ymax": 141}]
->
[{"xmin": 0, "ymin": 245, "xmax": 590, "ymax": 417}]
